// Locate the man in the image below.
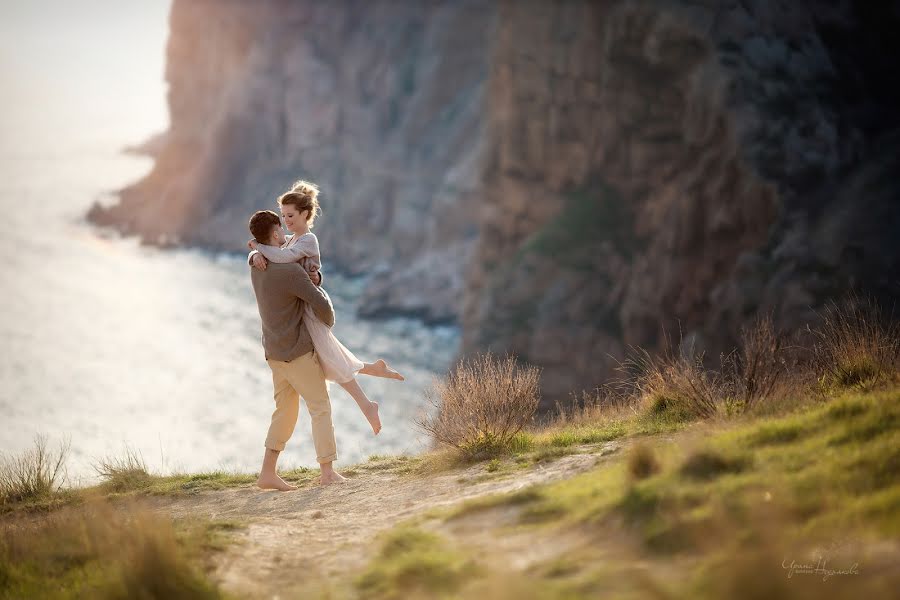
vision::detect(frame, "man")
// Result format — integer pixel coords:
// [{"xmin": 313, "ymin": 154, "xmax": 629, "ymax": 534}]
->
[{"xmin": 247, "ymin": 209, "xmax": 345, "ymax": 489}]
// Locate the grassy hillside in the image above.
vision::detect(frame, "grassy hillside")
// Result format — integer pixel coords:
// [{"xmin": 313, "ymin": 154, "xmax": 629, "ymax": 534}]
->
[
  {"xmin": 2, "ymin": 302, "xmax": 898, "ymax": 598},
  {"xmin": 355, "ymin": 386, "xmax": 898, "ymax": 599}
]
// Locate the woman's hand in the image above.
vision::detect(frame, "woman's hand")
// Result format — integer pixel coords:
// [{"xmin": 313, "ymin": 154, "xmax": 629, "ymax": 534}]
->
[
  {"xmin": 251, "ymin": 253, "xmax": 268, "ymax": 271},
  {"xmin": 247, "ymin": 239, "xmax": 258, "ymax": 250}
]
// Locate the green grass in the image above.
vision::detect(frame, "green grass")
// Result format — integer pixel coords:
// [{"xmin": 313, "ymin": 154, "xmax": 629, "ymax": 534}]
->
[
  {"xmin": 457, "ymin": 431, "xmax": 535, "ymax": 460},
  {"xmin": 0, "ymin": 502, "xmax": 235, "ymax": 599},
  {"xmin": 519, "ymin": 408, "xmax": 693, "ymax": 462},
  {"xmin": 542, "ymin": 388, "xmax": 899, "ymax": 542},
  {"xmin": 642, "ymin": 390, "xmax": 702, "ymax": 423},
  {"xmin": 535, "ymin": 421, "xmax": 629, "ymax": 448},
  {"xmin": 354, "ymin": 526, "xmax": 478, "ymax": 599},
  {"xmin": 1, "ymin": 456, "xmax": 437, "ymax": 522},
  {"xmin": 425, "ymin": 402, "xmax": 694, "ymax": 472},
  {"xmin": 678, "ymin": 448, "xmax": 750, "ymax": 480},
  {"xmin": 410, "ymin": 403, "xmax": 700, "ymax": 477},
  {"xmin": 831, "ymin": 355, "xmax": 882, "ymax": 388},
  {"xmin": 95, "ymin": 456, "xmax": 427, "ymax": 498},
  {"xmin": 410, "ymin": 386, "xmax": 900, "ymax": 597},
  {"xmin": 0, "ymin": 488, "xmax": 82, "ymax": 516},
  {"xmin": 2, "ymin": 452, "xmax": 428, "ymax": 516},
  {"xmin": 85, "ymin": 470, "xmax": 260, "ymax": 499}
]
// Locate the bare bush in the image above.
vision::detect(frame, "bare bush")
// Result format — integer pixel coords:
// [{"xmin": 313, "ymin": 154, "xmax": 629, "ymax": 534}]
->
[
  {"xmin": 629, "ymin": 347, "xmax": 721, "ymax": 421},
  {"xmin": 415, "ymin": 354, "xmax": 541, "ymax": 459},
  {"xmin": 722, "ymin": 315, "xmax": 791, "ymax": 413},
  {"xmin": 811, "ymin": 295, "xmax": 900, "ymax": 390},
  {"xmin": 0, "ymin": 435, "xmax": 69, "ymax": 506},
  {"xmin": 93, "ymin": 446, "xmax": 153, "ymax": 492},
  {"xmin": 625, "ymin": 315, "xmax": 816, "ymax": 420}
]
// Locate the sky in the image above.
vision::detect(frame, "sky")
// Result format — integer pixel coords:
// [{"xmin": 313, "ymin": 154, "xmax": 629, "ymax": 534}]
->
[{"xmin": 0, "ymin": 0, "xmax": 171, "ymax": 155}]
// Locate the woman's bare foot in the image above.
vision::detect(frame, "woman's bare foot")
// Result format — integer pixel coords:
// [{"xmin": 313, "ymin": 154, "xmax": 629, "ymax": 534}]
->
[
  {"xmin": 363, "ymin": 401, "xmax": 382, "ymax": 435},
  {"xmin": 256, "ymin": 474, "xmax": 297, "ymax": 491},
  {"xmin": 319, "ymin": 470, "xmax": 346, "ymax": 486},
  {"xmin": 364, "ymin": 359, "xmax": 405, "ymax": 381}
]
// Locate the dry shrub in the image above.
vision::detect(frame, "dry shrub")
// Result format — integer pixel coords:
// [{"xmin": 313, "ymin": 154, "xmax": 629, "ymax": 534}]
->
[
  {"xmin": 630, "ymin": 347, "xmax": 721, "ymax": 421},
  {"xmin": 811, "ymin": 295, "xmax": 900, "ymax": 391},
  {"xmin": 0, "ymin": 435, "xmax": 69, "ymax": 507},
  {"xmin": 93, "ymin": 446, "xmax": 153, "ymax": 493},
  {"xmin": 721, "ymin": 315, "xmax": 792, "ymax": 414},
  {"xmin": 416, "ymin": 354, "xmax": 541, "ymax": 459},
  {"xmin": 0, "ymin": 501, "xmax": 222, "ymax": 598},
  {"xmin": 628, "ymin": 315, "xmax": 806, "ymax": 420}
]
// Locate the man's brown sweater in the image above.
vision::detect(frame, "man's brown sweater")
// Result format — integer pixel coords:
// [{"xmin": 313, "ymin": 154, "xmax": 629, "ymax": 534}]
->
[{"xmin": 250, "ymin": 262, "xmax": 335, "ymax": 361}]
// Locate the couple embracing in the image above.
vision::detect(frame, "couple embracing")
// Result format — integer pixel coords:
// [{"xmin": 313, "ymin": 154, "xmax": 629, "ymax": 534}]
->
[{"xmin": 247, "ymin": 180, "xmax": 404, "ymax": 490}]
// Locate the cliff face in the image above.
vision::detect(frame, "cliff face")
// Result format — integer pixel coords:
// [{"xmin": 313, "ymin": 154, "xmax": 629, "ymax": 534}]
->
[
  {"xmin": 93, "ymin": 0, "xmax": 900, "ymax": 403},
  {"xmin": 91, "ymin": 0, "xmax": 495, "ymax": 324},
  {"xmin": 463, "ymin": 0, "xmax": 900, "ymax": 401}
]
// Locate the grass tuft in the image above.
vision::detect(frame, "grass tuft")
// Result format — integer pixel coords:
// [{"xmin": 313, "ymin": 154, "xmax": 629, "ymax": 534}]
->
[
  {"xmin": 812, "ymin": 295, "xmax": 900, "ymax": 392},
  {"xmin": 0, "ymin": 501, "xmax": 227, "ymax": 598},
  {"xmin": 627, "ymin": 443, "xmax": 660, "ymax": 480},
  {"xmin": 679, "ymin": 449, "xmax": 749, "ymax": 480},
  {"xmin": 355, "ymin": 526, "xmax": 477, "ymax": 599},
  {"xmin": 0, "ymin": 435, "xmax": 69, "ymax": 509},
  {"xmin": 93, "ymin": 446, "xmax": 153, "ymax": 493},
  {"xmin": 627, "ymin": 344, "xmax": 721, "ymax": 422},
  {"xmin": 744, "ymin": 418, "xmax": 809, "ymax": 447}
]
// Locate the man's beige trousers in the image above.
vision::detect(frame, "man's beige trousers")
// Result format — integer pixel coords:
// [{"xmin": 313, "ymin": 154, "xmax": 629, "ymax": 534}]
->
[{"xmin": 264, "ymin": 351, "xmax": 337, "ymax": 463}]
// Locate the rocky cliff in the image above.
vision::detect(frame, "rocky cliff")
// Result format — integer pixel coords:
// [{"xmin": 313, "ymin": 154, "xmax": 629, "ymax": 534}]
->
[
  {"xmin": 463, "ymin": 0, "xmax": 900, "ymax": 401},
  {"xmin": 92, "ymin": 0, "xmax": 900, "ymax": 404},
  {"xmin": 90, "ymin": 0, "xmax": 495, "ymax": 324}
]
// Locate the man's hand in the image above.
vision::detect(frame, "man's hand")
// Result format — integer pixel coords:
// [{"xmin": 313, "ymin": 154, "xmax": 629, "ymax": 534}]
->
[
  {"xmin": 251, "ymin": 253, "xmax": 268, "ymax": 271},
  {"xmin": 310, "ymin": 269, "xmax": 322, "ymax": 286}
]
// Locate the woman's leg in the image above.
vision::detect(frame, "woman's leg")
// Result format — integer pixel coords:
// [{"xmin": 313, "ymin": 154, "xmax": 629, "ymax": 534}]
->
[
  {"xmin": 358, "ymin": 359, "xmax": 405, "ymax": 381},
  {"xmin": 338, "ymin": 377, "xmax": 382, "ymax": 435}
]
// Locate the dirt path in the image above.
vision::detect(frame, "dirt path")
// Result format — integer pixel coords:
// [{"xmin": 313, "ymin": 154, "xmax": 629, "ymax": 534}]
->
[{"xmin": 145, "ymin": 441, "xmax": 625, "ymax": 598}]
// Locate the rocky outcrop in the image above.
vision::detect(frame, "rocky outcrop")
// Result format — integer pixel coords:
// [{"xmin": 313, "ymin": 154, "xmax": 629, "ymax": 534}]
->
[
  {"xmin": 90, "ymin": 0, "xmax": 494, "ymax": 324},
  {"xmin": 93, "ymin": 0, "xmax": 900, "ymax": 404},
  {"xmin": 462, "ymin": 0, "xmax": 900, "ymax": 402}
]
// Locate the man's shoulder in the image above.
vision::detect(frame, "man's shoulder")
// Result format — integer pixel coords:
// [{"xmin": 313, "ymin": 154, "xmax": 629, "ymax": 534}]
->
[
  {"xmin": 250, "ymin": 262, "xmax": 303, "ymax": 281},
  {"xmin": 252, "ymin": 262, "xmax": 303, "ymax": 272}
]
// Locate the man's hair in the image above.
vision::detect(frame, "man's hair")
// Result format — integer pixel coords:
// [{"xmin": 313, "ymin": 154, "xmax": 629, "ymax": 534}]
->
[{"xmin": 249, "ymin": 210, "xmax": 281, "ymax": 242}]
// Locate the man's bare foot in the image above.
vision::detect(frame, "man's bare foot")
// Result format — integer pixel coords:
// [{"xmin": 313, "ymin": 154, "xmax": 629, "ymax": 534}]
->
[
  {"xmin": 256, "ymin": 474, "xmax": 297, "ymax": 491},
  {"xmin": 366, "ymin": 359, "xmax": 405, "ymax": 381},
  {"xmin": 363, "ymin": 401, "xmax": 382, "ymax": 435},
  {"xmin": 319, "ymin": 470, "xmax": 346, "ymax": 486}
]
